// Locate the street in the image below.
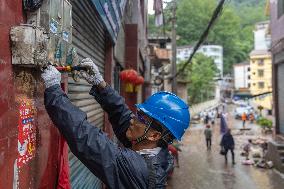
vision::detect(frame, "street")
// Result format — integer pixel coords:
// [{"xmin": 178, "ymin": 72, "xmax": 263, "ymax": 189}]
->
[{"xmin": 167, "ymin": 106, "xmax": 284, "ymax": 189}]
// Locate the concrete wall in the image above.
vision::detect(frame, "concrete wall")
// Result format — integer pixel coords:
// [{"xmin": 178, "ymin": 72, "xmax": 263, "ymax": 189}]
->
[
  {"xmin": 190, "ymin": 99, "xmax": 219, "ymax": 117},
  {"xmin": 0, "ymin": 0, "xmax": 60, "ymax": 188},
  {"xmin": 266, "ymin": 141, "xmax": 284, "ymax": 173},
  {"xmin": 270, "ymin": 1, "xmax": 284, "ymax": 46}
]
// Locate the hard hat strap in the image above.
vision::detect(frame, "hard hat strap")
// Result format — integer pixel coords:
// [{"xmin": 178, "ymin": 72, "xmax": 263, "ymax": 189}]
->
[{"xmin": 134, "ymin": 120, "xmax": 152, "ymax": 144}]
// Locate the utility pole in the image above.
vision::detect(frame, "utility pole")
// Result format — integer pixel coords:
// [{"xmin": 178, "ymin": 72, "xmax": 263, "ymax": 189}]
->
[{"xmin": 171, "ymin": 0, "xmax": 177, "ymax": 94}]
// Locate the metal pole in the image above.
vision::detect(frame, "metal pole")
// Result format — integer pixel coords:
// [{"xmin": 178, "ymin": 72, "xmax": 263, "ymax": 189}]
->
[{"xmin": 171, "ymin": 0, "xmax": 177, "ymax": 94}]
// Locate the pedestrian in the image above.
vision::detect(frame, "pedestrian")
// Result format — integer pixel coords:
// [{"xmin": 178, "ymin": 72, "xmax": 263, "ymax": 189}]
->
[
  {"xmin": 204, "ymin": 124, "xmax": 212, "ymax": 150},
  {"xmin": 168, "ymin": 143, "xmax": 180, "ymax": 167},
  {"xmin": 220, "ymin": 129, "xmax": 235, "ymax": 164},
  {"xmin": 242, "ymin": 112, "xmax": 247, "ymax": 128},
  {"xmin": 220, "ymin": 113, "xmax": 228, "ymax": 134},
  {"xmin": 210, "ymin": 111, "xmax": 215, "ymax": 125},
  {"xmin": 249, "ymin": 113, "xmax": 254, "ymax": 124},
  {"xmin": 41, "ymin": 59, "xmax": 191, "ymax": 189},
  {"xmin": 204, "ymin": 113, "xmax": 209, "ymax": 124},
  {"xmin": 243, "ymin": 139, "xmax": 252, "ymax": 160}
]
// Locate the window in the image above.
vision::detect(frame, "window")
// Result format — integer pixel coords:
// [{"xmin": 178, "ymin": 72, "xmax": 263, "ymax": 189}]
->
[
  {"xmin": 247, "ymin": 67, "xmax": 251, "ymax": 72},
  {"xmin": 278, "ymin": 0, "xmax": 284, "ymax": 18},
  {"xmin": 258, "ymin": 82, "xmax": 265, "ymax": 89},
  {"xmin": 211, "ymin": 47, "xmax": 220, "ymax": 52},
  {"xmin": 248, "ymin": 75, "xmax": 251, "ymax": 80},
  {"xmin": 258, "ymin": 59, "xmax": 264, "ymax": 66},
  {"xmin": 258, "ymin": 69, "xmax": 264, "ymax": 77},
  {"xmin": 248, "ymin": 83, "xmax": 251, "ymax": 88}
]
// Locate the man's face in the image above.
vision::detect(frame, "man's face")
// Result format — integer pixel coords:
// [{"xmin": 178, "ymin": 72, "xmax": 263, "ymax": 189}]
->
[{"xmin": 126, "ymin": 111, "xmax": 152, "ymax": 141}]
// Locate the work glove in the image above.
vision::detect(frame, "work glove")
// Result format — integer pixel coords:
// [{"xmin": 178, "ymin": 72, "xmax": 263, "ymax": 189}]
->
[
  {"xmin": 79, "ymin": 58, "xmax": 104, "ymax": 85},
  {"xmin": 41, "ymin": 65, "xmax": 61, "ymax": 88}
]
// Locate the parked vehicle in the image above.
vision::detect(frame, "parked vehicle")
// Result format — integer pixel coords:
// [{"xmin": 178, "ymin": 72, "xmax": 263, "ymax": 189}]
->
[{"xmin": 234, "ymin": 106, "xmax": 257, "ymax": 120}]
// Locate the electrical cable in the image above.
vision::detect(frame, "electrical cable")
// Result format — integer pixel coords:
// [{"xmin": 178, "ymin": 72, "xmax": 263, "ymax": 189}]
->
[{"xmin": 172, "ymin": 0, "xmax": 227, "ymax": 80}]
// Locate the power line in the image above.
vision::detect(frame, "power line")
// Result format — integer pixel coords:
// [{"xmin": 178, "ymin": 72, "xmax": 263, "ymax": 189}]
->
[{"xmin": 172, "ymin": 0, "xmax": 227, "ymax": 80}]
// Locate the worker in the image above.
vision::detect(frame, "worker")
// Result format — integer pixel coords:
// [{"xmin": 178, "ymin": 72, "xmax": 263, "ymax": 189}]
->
[
  {"xmin": 242, "ymin": 112, "xmax": 247, "ymax": 129},
  {"xmin": 41, "ymin": 58, "xmax": 190, "ymax": 189}
]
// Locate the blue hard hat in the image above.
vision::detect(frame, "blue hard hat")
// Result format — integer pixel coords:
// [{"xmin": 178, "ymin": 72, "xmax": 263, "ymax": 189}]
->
[{"xmin": 136, "ymin": 91, "xmax": 190, "ymax": 140}]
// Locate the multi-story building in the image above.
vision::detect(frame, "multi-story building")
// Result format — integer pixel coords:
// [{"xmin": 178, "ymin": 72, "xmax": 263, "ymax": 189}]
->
[
  {"xmin": 233, "ymin": 61, "xmax": 251, "ymax": 90},
  {"xmin": 266, "ymin": 0, "xmax": 284, "ymax": 174},
  {"xmin": 148, "ymin": 36, "xmax": 189, "ymax": 102},
  {"xmin": 249, "ymin": 21, "xmax": 272, "ymax": 114},
  {"xmin": 177, "ymin": 45, "xmax": 223, "ymax": 77}
]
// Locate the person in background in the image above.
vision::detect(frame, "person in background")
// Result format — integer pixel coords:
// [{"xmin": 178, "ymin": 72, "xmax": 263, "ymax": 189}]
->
[
  {"xmin": 41, "ymin": 59, "xmax": 191, "ymax": 189},
  {"xmin": 204, "ymin": 124, "xmax": 212, "ymax": 150},
  {"xmin": 220, "ymin": 129, "xmax": 235, "ymax": 164},
  {"xmin": 242, "ymin": 112, "xmax": 247, "ymax": 128},
  {"xmin": 204, "ymin": 113, "xmax": 209, "ymax": 125},
  {"xmin": 243, "ymin": 139, "xmax": 252, "ymax": 160}
]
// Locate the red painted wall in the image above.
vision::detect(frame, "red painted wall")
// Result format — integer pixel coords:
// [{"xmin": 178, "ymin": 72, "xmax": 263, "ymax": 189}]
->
[
  {"xmin": 123, "ymin": 24, "xmax": 138, "ymax": 111},
  {"xmin": 0, "ymin": 0, "xmax": 61, "ymax": 188},
  {"xmin": 103, "ymin": 38, "xmax": 114, "ymax": 138}
]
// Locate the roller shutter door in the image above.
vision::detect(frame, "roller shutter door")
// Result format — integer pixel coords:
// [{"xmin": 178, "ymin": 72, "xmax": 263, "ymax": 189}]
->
[
  {"xmin": 68, "ymin": 0, "xmax": 106, "ymax": 188},
  {"xmin": 278, "ymin": 63, "xmax": 284, "ymax": 134}
]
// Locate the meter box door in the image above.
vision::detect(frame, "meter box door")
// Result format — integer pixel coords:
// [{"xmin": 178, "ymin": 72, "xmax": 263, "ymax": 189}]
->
[
  {"xmin": 10, "ymin": 0, "xmax": 72, "ymax": 67},
  {"xmin": 62, "ymin": 0, "xmax": 73, "ymax": 66},
  {"xmin": 40, "ymin": 0, "xmax": 72, "ymax": 66}
]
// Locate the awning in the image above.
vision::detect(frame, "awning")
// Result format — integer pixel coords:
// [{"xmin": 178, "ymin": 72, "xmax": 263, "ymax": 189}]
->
[{"xmin": 91, "ymin": 0, "xmax": 127, "ymax": 43}]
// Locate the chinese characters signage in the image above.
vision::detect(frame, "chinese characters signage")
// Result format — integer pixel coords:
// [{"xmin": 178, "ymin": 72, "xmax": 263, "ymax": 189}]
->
[{"xmin": 17, "ymin": 100, "xmax": 36, "ymax": 168}]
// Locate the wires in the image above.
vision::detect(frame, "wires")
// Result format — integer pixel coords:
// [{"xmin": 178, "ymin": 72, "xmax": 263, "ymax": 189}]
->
[{"xmin": 173, "ymin": 0, "xmax": 227, "ymax": 79}]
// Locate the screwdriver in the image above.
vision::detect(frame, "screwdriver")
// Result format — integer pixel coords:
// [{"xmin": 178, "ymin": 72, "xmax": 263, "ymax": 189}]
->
[{"xmin": 55, "ymin": 65, "xmax": 88, "ymax": 72}]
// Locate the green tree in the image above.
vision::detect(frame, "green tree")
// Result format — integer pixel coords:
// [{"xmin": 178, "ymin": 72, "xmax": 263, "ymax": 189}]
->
[
  {"xmin": 149, "ymin": 0, "xmax": 267, "ymax": 74},
  {"xmin": 178, "ymin": 54, "xmax": 218, "ymax": 104}
]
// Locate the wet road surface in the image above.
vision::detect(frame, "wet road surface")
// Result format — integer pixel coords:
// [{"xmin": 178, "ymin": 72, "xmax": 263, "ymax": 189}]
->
[{"xmin": 167, "ymin": 109, "xmax": 284, "ymax": 189}]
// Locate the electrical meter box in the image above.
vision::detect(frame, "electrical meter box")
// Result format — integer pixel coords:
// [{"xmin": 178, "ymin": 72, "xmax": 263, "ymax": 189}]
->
[
  {"xmin": 40, "ymin": 0, "xmax": 72, "ymax": 66},
  {"xmin": 10, "ymin": 0, "xmax": 72, "ymax": 67}
]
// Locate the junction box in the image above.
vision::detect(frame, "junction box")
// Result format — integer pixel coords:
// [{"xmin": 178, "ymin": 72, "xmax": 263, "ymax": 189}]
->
[{"xmin": 10, "ymin": 0, "xmax": 72, "ymax": 67}]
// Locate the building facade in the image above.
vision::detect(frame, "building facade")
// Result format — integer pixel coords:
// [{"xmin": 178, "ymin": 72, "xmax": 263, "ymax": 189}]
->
[
  {"xmin": 249, "ymin": 21, "xmax": 273, "ymax": 112},
  {"xmin": 177, "ymin": 45, "xmax": 223, "ymax": 77},
  {"xmin": 233, "ymin": 61, "xmax": 251, "ymax": 90},
  {"xmin": 122, "ymin": 0, "xmax": 150, "ymax": 111},
  {"xmin": 148, "ymin": 36, "xmax": 189, "ymax": 102},
  {"xmin": 265, "ymin": 0, "xmax": 284, "ymax": 174}
]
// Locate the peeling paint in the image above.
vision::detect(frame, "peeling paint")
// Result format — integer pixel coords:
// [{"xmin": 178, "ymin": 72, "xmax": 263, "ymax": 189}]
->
[
  {"xmin": 15, "ymin": 71, "xmax": 36, "ymax": 96},
  {"xmin": 0, "ymin": 59, "xmax": 6, "ymax": 64},
  {"xmin": 13, "ymin": 159, "xmax": 19, "ymax": 189}
]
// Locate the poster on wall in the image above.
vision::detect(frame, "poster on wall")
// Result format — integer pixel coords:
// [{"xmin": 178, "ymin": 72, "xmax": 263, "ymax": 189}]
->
[{"xmin": 17, "ymin": 100, "xmax": 37, "ymax": 168}]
